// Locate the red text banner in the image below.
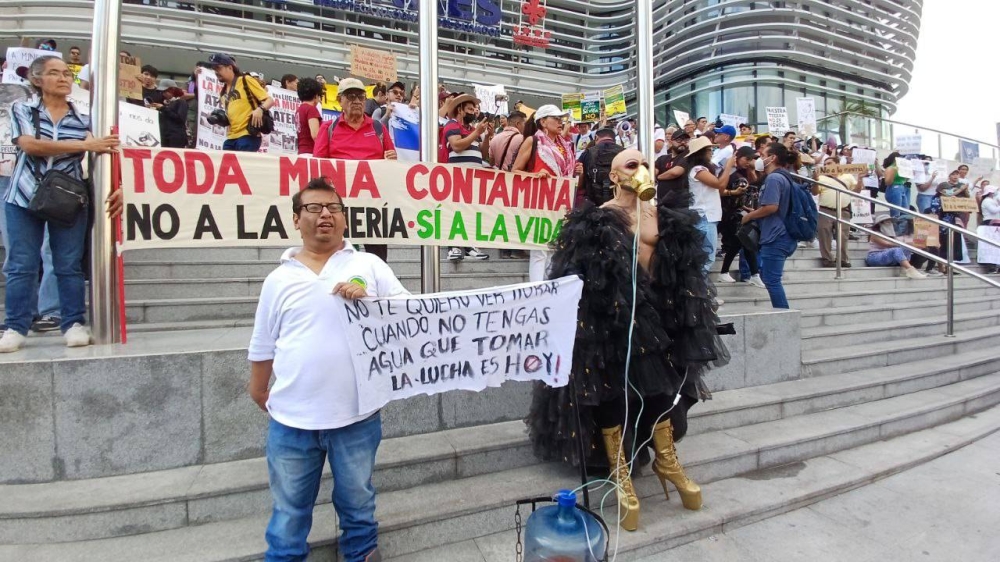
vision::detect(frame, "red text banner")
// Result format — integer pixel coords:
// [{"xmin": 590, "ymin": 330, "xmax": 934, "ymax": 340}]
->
[{"xmin": 119, "ymin": 148, "xmax": 576, "ymax": 252}]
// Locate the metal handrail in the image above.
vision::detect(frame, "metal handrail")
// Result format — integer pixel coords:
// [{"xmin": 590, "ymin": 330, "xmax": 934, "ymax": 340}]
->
[
  {"xmin": 787, "ymin": 171, "xmax": 1000, "ymax": 337},
  {"xmin": 817, "ymin": 111, "xmax": 1000, "ymax": 150}
]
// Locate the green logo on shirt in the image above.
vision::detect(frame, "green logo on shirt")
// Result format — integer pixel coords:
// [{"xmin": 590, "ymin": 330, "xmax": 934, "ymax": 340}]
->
[{"xmin": 348, "ymin": 276, "xmax": 368, "ymax": 290}]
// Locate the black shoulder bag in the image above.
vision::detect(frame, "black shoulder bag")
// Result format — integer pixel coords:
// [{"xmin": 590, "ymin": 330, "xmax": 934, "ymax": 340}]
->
[
  {"xmin": 26, "ymin": 107, "xmax": 90, "ymax": 227},
  {"xmin": 242, "ymin": 75, "xmax": 274, "ymax": 136}
]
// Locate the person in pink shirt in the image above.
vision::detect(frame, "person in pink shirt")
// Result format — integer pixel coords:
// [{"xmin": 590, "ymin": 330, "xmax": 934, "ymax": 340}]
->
[{"xmin": 488, "ymin": 110, "xmax": 526, "ymax": 172}]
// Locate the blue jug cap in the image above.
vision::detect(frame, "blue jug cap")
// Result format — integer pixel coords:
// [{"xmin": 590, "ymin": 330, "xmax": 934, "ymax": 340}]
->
[{"xmin": 555, "ymin": 489, "xmax": 577, "ymax": 508}]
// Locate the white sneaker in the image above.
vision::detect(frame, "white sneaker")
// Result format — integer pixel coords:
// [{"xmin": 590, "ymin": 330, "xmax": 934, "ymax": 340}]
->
[
  {"xmin": 447, "ymin": 247, "xmax": 464, "ymax": 261},
  {"xmin": 0, "ymin": 330, "xmax": 26, "ymax": 353},
  {"xmin": 64, "ymin": 323, "xmax": 93, "ymax": 348},
  {"xmin": 714, "ymin": 298, "xmax": 725, "ymax": 307},
  {"xmin": 466, "ymin": 248, "xmax": 490, "ymax": 260},
  {"xmin": 717, "ymin": 273, "xmax": 736, "ymax": 283},
  {"xmin": 903, "ymin": 268, "xmax": 927, "ymax": 280},
  {"xmin": 748, "ymin": 274, "xmax": 766, "ymax": 289}
]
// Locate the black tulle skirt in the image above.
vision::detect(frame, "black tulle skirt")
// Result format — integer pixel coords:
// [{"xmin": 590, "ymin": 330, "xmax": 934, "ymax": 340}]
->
[{"xmin": 525, "ymin": 198, "xmax": 730, "ymax": 466}]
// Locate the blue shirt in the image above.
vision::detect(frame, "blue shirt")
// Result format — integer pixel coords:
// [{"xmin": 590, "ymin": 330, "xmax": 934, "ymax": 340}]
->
[
  {"xmin": 5, "ymin": 99, "xmax": 90, "ymax": 208},
  {"xmin": 758, "ymin": 170, "xmax": 792, "ymax": 245}
]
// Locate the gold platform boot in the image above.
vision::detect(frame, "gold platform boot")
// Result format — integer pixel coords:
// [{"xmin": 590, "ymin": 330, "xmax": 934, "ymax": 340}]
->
[
  {"xmin": 651, "ymin": 419, "xmax": 702, "ymax": 510},
  {"xmin": 601, "ymin": 426, "xmax": 640, "ymax": 531}
]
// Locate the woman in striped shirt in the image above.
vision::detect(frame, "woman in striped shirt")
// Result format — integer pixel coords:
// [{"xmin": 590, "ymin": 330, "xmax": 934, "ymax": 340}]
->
[{"xmin": 0, "ymin": 56, "xmax": 120, "ymax": 353}]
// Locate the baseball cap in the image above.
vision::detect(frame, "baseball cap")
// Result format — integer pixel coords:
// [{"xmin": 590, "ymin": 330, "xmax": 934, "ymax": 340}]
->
[
  {"xmin": 534, "ymin": 104, "xmax": 569, "ymax": 120},
  {"xmin": 671, "ymin": 129, "xmax": 691, "ymax": 141},
  {"xmin": 207, "ymin": 53, "xmax": 236, "ymax": 68},
  {"xmin": 713, "ymin": 125, "xmax": 737, "ymax": 138},
  {"xmin": 338, "ymin": 77, "xmax": 366, "ymax": 93},
  {"xmin": 388, "ymin": 81, "xmax": 406, "ymax": 92}
]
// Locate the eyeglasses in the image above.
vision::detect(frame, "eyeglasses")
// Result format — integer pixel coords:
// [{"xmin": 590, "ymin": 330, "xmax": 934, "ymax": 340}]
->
[
  {"xmin": 389, "ymin": 89, "xmax": 405, "ymax": 97},
  {"xmin": 298, "ymin": 203, "xmax": 345, "ymax": 214},
  {"xmin": 341, "ymin": 92, "xmax": 366, "ymax": 102}
]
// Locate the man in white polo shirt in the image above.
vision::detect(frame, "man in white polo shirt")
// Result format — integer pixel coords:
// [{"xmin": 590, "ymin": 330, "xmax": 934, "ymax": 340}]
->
[{"xmin": 248, "ymin": 177, "xmax": 407, "ymax": 562}]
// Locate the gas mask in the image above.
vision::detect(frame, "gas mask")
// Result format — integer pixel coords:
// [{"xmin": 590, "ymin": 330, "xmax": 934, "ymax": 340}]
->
[{"xmin": 616, "ymin": 161, "xmax": 656, "ymax": 201}]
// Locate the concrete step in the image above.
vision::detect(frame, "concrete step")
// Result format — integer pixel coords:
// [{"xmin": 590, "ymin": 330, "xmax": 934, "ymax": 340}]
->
[
  {"xmin": 3, "ymin": 349, "xmax": 997, "ymax": 545},
  {"xmin": 799, "ymin": 309, "xmax": 1000, "ymax": 351},
  {"xmin": 716, "ymin": 274, "xmax": 990, "ymax": 298},
  {"xmin": 798, "ymin": 295, "xmax": 1000, "ymax": 329},
  {"xmin": 393, "ymin": 405, "xmax": 1000, "ymax": 562},
  {"xmin": 5, "ymin": 377, "xmax": 998, "ymax": 560},
  {"xmin": 723, "ymin": 284, "xmax": 995, "ymax": 311},
  {"xmin": 121, "ymin": 246, "xmax": 433, "ymax": 263},
  {"xmin": 801, "ymin": 325, "xmax": 1000, "ymax": 378}
]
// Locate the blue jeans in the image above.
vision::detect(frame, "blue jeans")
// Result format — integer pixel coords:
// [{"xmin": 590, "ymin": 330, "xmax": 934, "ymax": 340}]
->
[
  {"xmin": 223, "ymin": 135, "xmax": 262, "ymax": 152},
  {"xmin": 0, "ymin": 189, "xmax": 59, "ymax": 319},
  {"xmin": 885, "ymin": 183, "xmax": 910, "ymax": 216},
  {"xmin": 759, "ymin": 233, "xmax": 797, "ymax": 309},
  {"xmin": 694, "ymin": 215, "xmax": 718, "ymax": 274},
  {"xmin": 3, "ymin": 203, "xmax": 88, "ymax": 335},
  {"xmin": 916, "ymin": 193, "xmax": 934, "ymax": 214},
  {"xmin": 265, "ymin": 414, "xmax": 382, "ymax": 562},
  {"xmin": 739, "ymin": 251, "xmax": 763, "ymax": 281},
  {"xmin": 866, "ymin": 247, "xmax": 911, "ymax": 267}
]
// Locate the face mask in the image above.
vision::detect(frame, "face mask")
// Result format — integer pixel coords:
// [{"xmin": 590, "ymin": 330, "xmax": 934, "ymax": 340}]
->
[
  {"xmin": 618, "ymin": 163, "xmax": 656, "ymax": 201},
  {"xmin": 754, "ymin": 158, "xmax": 766, "ymax": 173},
  {"xmin": 462, "ymin": 113, "xmax": 477, "ymax": 126}
]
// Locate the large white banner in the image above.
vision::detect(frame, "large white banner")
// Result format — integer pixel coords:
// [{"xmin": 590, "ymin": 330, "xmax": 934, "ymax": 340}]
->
[
  {"xmin": 341, "ymin": 276, "xmax": 583, "ymax": 412},
  {"xmin": 119, "ymin": 148, "xmax": 576, "ymax": 251},
  {"xmin": 766, "ymin": 107, "xmax": 790, "ymax": 135},
  {"xmin": 796, "ymin": 98, "xmax": 816, "ymax": 137},
  {"xmin": 263, "ymin": 85, "xmax": 300, "ymax": 156},
  {"xmin": 196, "ymin": 69, "xmax": 225, "ymax": 151}
]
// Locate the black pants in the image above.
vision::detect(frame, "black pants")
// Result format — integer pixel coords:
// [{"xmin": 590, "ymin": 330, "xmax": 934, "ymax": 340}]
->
[{"xmin": 593, "ymin": 392, "xmax": 696, "ymax": 442}]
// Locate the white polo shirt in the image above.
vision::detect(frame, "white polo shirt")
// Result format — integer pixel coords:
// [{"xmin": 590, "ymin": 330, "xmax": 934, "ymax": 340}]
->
[{"xmin": 248, "ymin": 241, "xmax": 409, "ymax": 430}]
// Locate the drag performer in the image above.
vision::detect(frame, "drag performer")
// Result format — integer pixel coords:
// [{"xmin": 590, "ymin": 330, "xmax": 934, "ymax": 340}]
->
[{"xmin": 526, "ymin": 149, "xmax": 729, "ymax": 531}]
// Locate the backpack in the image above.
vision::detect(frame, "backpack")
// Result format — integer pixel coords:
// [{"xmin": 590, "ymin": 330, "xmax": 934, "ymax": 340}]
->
[
  {"xmin": 327, "ymin": 114, "xmax": 385, "ymax": 150},
  {"xmin": 774, "ymin": 169, "xmax": 818, "ymax": 242},
  {"xmin": 584, "ymin": 142, "xmax": 624, "ymax": 205}
]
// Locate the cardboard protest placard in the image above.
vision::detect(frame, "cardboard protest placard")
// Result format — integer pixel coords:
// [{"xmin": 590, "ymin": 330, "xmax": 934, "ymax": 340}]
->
[
  {"xmin": 894, "ymin": 133, "xmax": 922, "ymax": 155},
  {"xmin": 3, "ymin": 47, "xmax": 62, "ymax": 86},
  {"xmin": 119, "ymin": 102, "xmax": 161, "ymax": 147},
  {"xmin": 561, "ymin": 93, "xmax": 582, "ymax": 122},
  {"xmin": 913, "ymin": 216, "xmax": 940, "ymax": 248},
  {"xmin": 118, "ymin": 148, "xmax": 577, "ymax": 252},
  {"xmin": 349, "ymin": 45, "xmax": 397, "ymax": 83},
  {"xmin": 580, "ymin": 92, "xmax": 601, "ymax": 122},
  {"xmin": 196, "ymin": 69, "xmax": 226, "ymax": 151},
  {"xmin": 940, "ymin": 197, "xmax": 980, "ymax": 213},
  {"xmin": 796, "ymin": 98, "xmax": 816, "ymax": 137},
  {"xmin": 262, "ymin": 86, "xmax": 301, "ymax": 156},
  {"xmin": 603, "ymin": 85, "xmax": 626, "ymax": 118},
  {"xmin": 672, "ymin": 109, "xmax": 690, "ymax": 128},
  {"xmin": 821, "ymin": 163, "xmax": 868, "ymax": 175},
  {"xmin": 340, "ymin": 276, "xmax": 583, "ymax": 412},
  {"xmin": 766, "ymin": 107, "xmax": 789, "ymax": 135},
  {"xmin": 118, "ymin": 53, "xmax": 143, "ymax": 100}
]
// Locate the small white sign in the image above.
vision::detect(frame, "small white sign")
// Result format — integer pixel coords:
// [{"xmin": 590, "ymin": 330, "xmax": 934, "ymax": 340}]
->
[
  {"xmin": 796, "ymin": 98, "xmax": 816, "ymax": 137},
  {"xmin": 672, "ymin": 110, "xmax": 690, "ymax": 129},
  {"xmin": 895, "ymin": 134, "xmax": 922, "ymax": 155},
  {"xmin": 766, "ymin": 107, "xmax": 790, "ymax": 135}
]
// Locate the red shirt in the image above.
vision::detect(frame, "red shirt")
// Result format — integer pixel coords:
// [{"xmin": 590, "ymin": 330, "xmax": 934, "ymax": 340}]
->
[
  {"xmin": 296, "ymin": 103, "xmax": 322, "ymax": 155},
  {"xmin": 312, "ymin": 114, "xmax": 394, "ymax": 159}
]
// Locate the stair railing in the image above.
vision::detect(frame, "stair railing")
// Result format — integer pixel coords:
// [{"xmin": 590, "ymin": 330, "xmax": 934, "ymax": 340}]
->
[{"xmin": 787, "ymin": 172, "xmax": 1000, "ymax": 337}]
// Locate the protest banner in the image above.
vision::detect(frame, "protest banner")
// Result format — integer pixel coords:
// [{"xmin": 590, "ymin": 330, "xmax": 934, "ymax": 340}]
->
[
  {"xmin": 766, "ymin": 107, "xmax": 789, "ymax": 135},
  {"xmin": 0, "ymin": 84, "xmax": 32, "ymax": 177},
  {"xmin": 473, "ymin": 84, "xmax": 509, "ymax": 116},
  {"xmin": 850, "ymin": 196, "xmax": 873, "ymax": 225},
  {"xmin": 119, "ymin": 102, "xmax": 161, "ymax": 148},
  {"xmin": 349, "ymin": 45, "xmax": 397, "ymax": 84},
  {"xmin": 913, "ymin": 216, "xmax": 940, "ymax": 248},
  {"xmin": 940, "ymin": 197, "xmax": 980, "ymax": 213},
  {"xmin": 672, "ymin": 109, "xmax": 690, "ymax": 129},
  {"xmin": 118, "ymin": 148, "xmax": 577, "ymax": 252},
  {"xmin": 894, "ymin": 133, "xmax": 922, "ymax": 155},
  {"xmin": 603, "ymin": 85, "xmax": 626, "ymax": 119},
  {"xmin": 821, "ymin": 163, "xmax": 868, "ymax": 175},
  {"xmin": 581, "ymin": 92, "xmax": 602, "ymax": 122},
  {"xmin": 196, "ymin": 69, "xmax": 226, "ymax": 151},
  {"xmin": 796, "ymin": 98, "xmax": 816, "ymax": 137},
  {"xmin": 976, "ymin": 224, "xmax": 1000, "ymax": 264},
  {"xmin": 118, "ymin": 53, "xmax": 143, "ymax": 100},
  {"xmin": 341, "ymin": 276, "xmax": 583, "ymax": 412},
  {"xmin": 263, "ymin": 85, "xmax": 300, "ymax": 156},
  {"xmin": 970, "ymin": 157, "xmax": 996, "ymax": 178},
  {"xmin": 910, "ymin": 159, "xmax": 929, "ymax": 184},
  {"xmin": 561, "ymin": 93, "xmax": 582, "ymax": 122},
  {"xmin": 387, "ymin": 102, "xmax": 420, "ymax": 161},
  {"xmin": 3, "ymin": 47, "xmax": 62, "ymax": 86},
  {"xmin": 959, "ymin": 139, "xmax": 979, "ymax": 164},
  {"xmin": 851, "ymin": 148, "xmax": 877, "ymax": 166},
  {"xmin": 719, "ymin": 113, "xmax": 745, "ymax": 128}
]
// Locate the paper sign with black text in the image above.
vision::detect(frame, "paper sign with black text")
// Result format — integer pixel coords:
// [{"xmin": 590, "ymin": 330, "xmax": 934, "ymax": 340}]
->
[
  {"xmin": 118, "ymin": 148, "xmax": 576, "ymax": 251},
  {"xmin": 895, "ymin": 134, "xmax": 922, "ymax": 155},
  {"xmin": 766, "ymin": 107, "xmax": 789, "ymax": 135},
  {"xmin": 119, "ymin": 103, "xmax": 161, "ymax": 147},
  {"xmin": 3, "ymin": 47, "xmax": 62, "ymax": 86},
  {"xmin": 349, "ymin": 45, "xmax": 397, "ymax": 83},
  {"xmin": 341, "ymin": 276, "xmax": 583, "ymax": 412},
  {"xmin": 263, "ymin": 86, "xmax": 300, "ymax": 156},
  {"xmin": 196, "ymin": 69, "xmax": 226, "ymax": 151},
  {"xmin": 0, "ymin": 84, "xmax": 32, "ymax": 177}
]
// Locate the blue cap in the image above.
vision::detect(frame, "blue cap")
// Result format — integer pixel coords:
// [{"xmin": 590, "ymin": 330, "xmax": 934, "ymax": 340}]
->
[
  {"xmin": 555, "ymin": 489, "xmax": 577, "ymax": 508},
  {"xmin": 714, "ymin": 125, "xmax": 738, "ymax": 138},
  {"xmin": 207, "ymin": 52, "xmax": 237, "ymax": 68}
]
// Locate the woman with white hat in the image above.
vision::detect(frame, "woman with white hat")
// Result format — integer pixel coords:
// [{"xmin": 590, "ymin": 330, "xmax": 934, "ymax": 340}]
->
[
  {"xmin": 684, "ymin": 135, "xmax": 737, "ymax": 274},
  {"xmin": 865, "ymin": 212, "xmax": 927, "ymax": 279},
  {"xmin": 976, "ymin": 184, "xmax": 1000, "ymax": 274}
]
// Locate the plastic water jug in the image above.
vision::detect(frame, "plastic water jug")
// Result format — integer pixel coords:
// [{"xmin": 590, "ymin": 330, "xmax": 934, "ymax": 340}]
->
[{"xmin": 523, "ymin": 489, "xmax": 607, "ymax": 562}]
